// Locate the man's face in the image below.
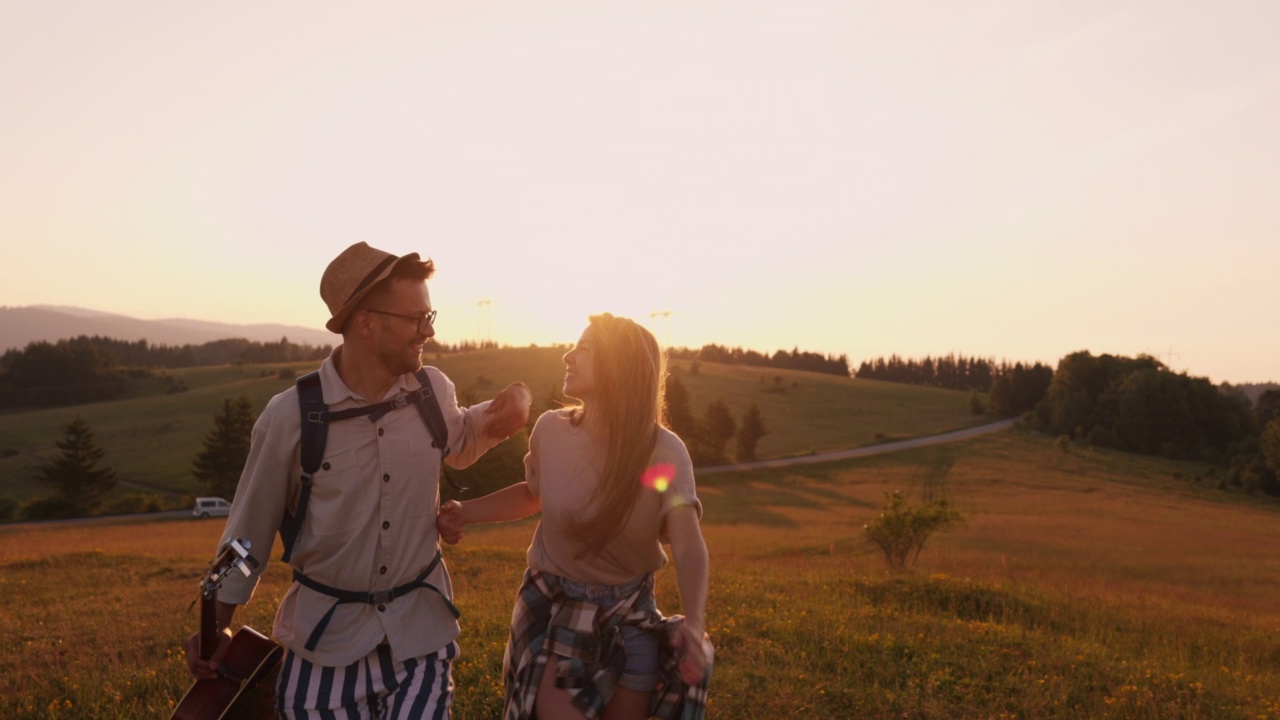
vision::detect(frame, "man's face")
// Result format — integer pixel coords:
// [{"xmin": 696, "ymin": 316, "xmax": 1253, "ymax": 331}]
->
[{"xmin": 370, "ymin": 278, "xmax": 434, "ymax": 378}]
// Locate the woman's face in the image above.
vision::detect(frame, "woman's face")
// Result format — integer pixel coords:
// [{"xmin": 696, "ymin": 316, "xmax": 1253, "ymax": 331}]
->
[{"xmin": 562, "ymin": 327, "xmax": 596, "ymax": 400}]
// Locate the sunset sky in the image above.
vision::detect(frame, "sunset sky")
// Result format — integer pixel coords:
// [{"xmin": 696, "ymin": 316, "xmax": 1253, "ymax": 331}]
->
[{"xmin": 2, "ymin": 1, "xmax": 1277, "ymax": 384}]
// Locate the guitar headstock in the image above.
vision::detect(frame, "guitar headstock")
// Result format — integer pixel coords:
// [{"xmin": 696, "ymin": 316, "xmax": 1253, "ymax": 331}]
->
[{"xmin": 199, "ymin": 538, "xmax": 259, "ymax": 599}]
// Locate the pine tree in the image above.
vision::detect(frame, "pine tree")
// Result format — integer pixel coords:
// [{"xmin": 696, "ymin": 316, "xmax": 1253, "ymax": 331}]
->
[
  {"xmin": 192, "ymin": 396, "xmax": 255, "ymax": 499},
  {"xmin": 34, "ymin": 414, "xmax": 117, "ymax": 517},
  {"xmin": 735, "ymin": 403, "xmax": 769, "ymax": 461},
  {"xmin": 664, "ymin": 374, "xmax": 699, "ymax": 442},
  {"xmin": 703, "ymin": 399, "xmax": 737, "ymax": 463},
  {"xmin": 1262, "ymin": 418, "xmax": 1280, "ymax": 476}
]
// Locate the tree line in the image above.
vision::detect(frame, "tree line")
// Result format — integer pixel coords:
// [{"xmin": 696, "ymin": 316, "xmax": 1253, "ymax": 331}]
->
[
  {"xmin": 853, "ymin": 349, "xmax": 1279, "ymax": 496},
  {"xmin": 857, "ymin": 354, "xmax": 1004, "ymax": 391},
  {"xmin": 0, "ymin": 334, "xmax": 498, "ymax": 409},
  {"xmin": 668, "ymin": 344, "xmax": 851, "ymax": 377},
  {"xmin": 855, "ymin": 354, "xmax": 1054, "ymax": 417},
  {"xmin": 1030, "ymin": 351, "xmax": 1278, "ymax": 494}
]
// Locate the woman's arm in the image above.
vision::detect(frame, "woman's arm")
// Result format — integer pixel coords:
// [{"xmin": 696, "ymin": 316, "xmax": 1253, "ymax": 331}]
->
[
  {"xmin": 665, "ymin": 505, "xmax": 710, "ymax": 684},
  {"xmin": 438, "ymin": 482, "xmax": 541, "ymax": 543},
  {"xmin": 461, "ymin": 481, "xmax": 541, "ymax": 524}
]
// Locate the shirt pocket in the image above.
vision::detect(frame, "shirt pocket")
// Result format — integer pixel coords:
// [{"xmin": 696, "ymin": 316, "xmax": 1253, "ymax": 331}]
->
[{"xmin": 309, "ymin": 441, "xmax": 379, "ymax": 534}]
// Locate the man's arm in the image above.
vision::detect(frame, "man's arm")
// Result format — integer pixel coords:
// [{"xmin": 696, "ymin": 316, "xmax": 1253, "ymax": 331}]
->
[
  {"xmin": 186, "ymin": 393, "xmax": 292, "ymax": 679},
  {"xmin": 480, "ymin": 383, "xmax": 532, "ymax": 441},
  {"xmin": 437, "ymin": 373, "xmax": 532, "ymax": 470}
]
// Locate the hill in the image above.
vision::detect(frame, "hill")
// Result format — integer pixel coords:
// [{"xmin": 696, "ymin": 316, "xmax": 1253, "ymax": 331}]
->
[
  {"xmin": 0, "ymin": 347, "xmax": 992, "ymax": 510},
  {"xmin": 0, "ymin": 305, "xmax": 335, "ymax": 351}
]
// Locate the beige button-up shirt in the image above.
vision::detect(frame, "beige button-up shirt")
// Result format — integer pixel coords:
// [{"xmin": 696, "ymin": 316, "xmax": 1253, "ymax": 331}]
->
[{"xmin": 217, "ymin": 348, "xmax": 500, "ymax": 667}]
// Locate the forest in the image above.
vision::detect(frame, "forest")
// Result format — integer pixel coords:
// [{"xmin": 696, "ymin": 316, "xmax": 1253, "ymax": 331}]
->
[{"xmin": 0, "ymin": 335, "xmax": 502, "ymax": 408}]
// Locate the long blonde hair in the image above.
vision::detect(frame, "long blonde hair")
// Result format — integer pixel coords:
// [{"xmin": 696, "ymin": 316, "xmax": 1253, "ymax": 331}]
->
[{"xmin": 566, "ymin": 313, "xmax": 666, "ymax": 557}]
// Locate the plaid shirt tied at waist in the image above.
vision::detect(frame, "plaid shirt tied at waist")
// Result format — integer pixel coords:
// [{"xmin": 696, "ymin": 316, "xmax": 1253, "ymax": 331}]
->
[{"xmin": 502, "ymin": 568, "xmax": 712, "ymax": 720}]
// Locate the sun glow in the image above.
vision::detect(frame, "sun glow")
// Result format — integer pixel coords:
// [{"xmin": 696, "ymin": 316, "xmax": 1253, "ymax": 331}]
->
[{"xmin": 641, "ymin": 463, "xmax": 675, "ymax": 493}]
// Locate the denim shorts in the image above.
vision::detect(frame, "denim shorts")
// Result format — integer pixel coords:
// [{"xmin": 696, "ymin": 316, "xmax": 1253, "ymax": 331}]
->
[{"xmin": 558, "ymin": 573, "xmax": 660, "ymax": 693}]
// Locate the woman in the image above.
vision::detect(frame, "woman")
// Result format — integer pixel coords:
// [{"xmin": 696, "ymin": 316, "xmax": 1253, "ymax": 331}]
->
[{"xmin": 439, "ymin": 313, "xmax": 711, "ymax": 720}]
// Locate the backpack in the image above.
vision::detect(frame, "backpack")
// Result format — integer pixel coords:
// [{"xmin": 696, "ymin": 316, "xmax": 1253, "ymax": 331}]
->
[{"xmin": 278, "ymin": 367, "xmax": 460, "ymax": 563}]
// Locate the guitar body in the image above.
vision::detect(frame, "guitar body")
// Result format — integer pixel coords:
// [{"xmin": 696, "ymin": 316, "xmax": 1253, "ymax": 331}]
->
[{"xmin": 170, "ymin": 625, "xmax": 283, "ymax": 720}]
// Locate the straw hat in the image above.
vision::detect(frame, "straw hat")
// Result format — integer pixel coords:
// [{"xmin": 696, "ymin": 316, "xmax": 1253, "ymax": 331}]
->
[{"xmin": 320, "ymin": 242, "xmax": 434, "ymax": 334}]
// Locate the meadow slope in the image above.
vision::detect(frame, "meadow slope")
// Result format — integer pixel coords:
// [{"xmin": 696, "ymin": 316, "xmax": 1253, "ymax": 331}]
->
[
  {"xmin": 2, "ymin": 425, "xmax": 1278, "ymax": 718},
  {"xmin": 0, "ymin": 347, "xmax": 988, "ymax": 503}
]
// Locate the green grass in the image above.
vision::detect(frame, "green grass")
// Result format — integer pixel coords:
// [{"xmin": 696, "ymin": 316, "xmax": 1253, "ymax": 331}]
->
[
  {"xmin": 664, "ymin": 359, "xmax": 992, "ymax": 458},
  {"xmin": 0, "ymin": 348, "xmax": 985, "ymax": 506},
  {"xmin": 0, "ymin": 362, "xmax": 320, "ymax": 500}
]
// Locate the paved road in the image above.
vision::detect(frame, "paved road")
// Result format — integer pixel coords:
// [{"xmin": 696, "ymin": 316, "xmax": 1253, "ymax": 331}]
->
[
  {"xmin": 699, "ymin": 417, "xmax": 1020, "ymax": 475},
  {"xmin": 2, "ymin": 508, "xmax": 194, "ymax": 528}
]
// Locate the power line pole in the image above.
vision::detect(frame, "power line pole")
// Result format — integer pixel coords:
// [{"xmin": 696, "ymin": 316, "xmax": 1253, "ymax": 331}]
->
[
  {"xmin": 477, "ymin": 300, "xmax": 492, "ymax": 346},
  {"xmin": 649, "ymin": 310, "xmax": 671, "ymax": 346}
]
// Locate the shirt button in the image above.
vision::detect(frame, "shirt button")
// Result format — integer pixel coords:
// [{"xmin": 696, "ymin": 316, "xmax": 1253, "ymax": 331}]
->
[
  {"xmin": 380, "ymin": 566, "xmax": 388, "ymax": 575},
  {"xmin": 377, "ymin": 604, "xmax": 386, "ymax": 612},
  {"xmin": 383, "ymin": 473, "xmax": 390, "ymax": 483},
  {"xmin": 382, "ymin": 521, "xmax": 390, "ymax": 530},
  {"xmin": 321, "ymin": 462, "xmax": 331, "ymax": 471},
  {"xmin": 378, "ymin": 428, "xmax": 385, "ymax": 437}
]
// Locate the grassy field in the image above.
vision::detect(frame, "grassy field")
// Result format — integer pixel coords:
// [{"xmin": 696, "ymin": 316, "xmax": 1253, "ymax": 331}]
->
[
  {"xmin": 2, "ymin": 426, "xmax": 1279, "ymax": 718},
  {"xmin": 0, "ymin": 347, "xmax": 986, "ymax": 504}
]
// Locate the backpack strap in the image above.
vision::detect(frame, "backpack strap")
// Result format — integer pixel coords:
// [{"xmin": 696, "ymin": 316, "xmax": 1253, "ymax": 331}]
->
[
  {"xmin": 293, "ymin": 548, "xmax": 458, "ymax": 651},
  {"xmin": 281, "ymin": 368, "xmax": 468, "ymax": 562},
  {"xmin": 411, "ymin": 368, "xmax": 449, "ymax": 454},
  {"xmin": 280, "ymin": 370, "xmax": 326, "ymax": 563},
  {"xmin": 412, "ymin": 368, "xmax": 468, "ymax": 492}
]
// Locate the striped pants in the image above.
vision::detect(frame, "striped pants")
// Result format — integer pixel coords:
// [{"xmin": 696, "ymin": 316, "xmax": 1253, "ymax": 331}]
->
[{"xmin": 275, "ymin": 641, "xmax": 458, "ymax": 719}]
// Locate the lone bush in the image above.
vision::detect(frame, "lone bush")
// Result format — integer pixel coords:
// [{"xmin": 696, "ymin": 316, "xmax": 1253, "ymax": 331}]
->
[{"xmin": 864, "ymin": 491, "xmax": 965, "ymax": 572}]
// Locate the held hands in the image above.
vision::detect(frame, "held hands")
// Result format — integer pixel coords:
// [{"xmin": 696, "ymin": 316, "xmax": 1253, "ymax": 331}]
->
[
  {"xmin": 438, "ymin": 499, "xmax": 466, "ymax": 545},
  {"xmin": 481, "ymin": 382, "xmax": 532, "ymax": 441},
  {"xmin": 669, "ymin": 620, "xmax": 710, "ymax": 685},
  {"xmin": 183, "ymin": 627, "xmax": 232, "ymax": 680}
]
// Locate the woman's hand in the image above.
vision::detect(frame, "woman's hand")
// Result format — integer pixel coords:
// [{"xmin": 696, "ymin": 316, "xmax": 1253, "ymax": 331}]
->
[{"xmin": 670, "ymin": 620, "xmax": 709, "ymax": 685}]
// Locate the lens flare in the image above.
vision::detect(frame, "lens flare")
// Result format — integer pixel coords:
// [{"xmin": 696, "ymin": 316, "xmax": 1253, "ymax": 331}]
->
[{"xmin": 641, "ymin": 463, "xmax": 675, "ymax": 492}]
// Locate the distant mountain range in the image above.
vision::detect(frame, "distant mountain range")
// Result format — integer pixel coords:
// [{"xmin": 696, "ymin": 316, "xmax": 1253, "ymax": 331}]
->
[{"xmin": 0, "ymin": 305, "xmax": 336, "ymax": 351}]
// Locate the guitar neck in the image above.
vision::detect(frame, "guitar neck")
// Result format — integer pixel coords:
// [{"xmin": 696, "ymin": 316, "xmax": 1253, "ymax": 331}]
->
[{"xmin": 199, "ymin": 589, "xmax": 219, "ymax": 661}]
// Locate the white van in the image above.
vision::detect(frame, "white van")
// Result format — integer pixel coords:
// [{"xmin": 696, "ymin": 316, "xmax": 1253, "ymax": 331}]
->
[{"xmin": 192, "ymin": 497, "xmax": 232, "ymax": 518}]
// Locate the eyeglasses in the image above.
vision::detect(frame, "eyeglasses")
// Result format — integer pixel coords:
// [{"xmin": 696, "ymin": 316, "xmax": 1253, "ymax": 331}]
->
[{"xmin": 366, "ymin": 308, "xmax": 437, "ymax": 334}]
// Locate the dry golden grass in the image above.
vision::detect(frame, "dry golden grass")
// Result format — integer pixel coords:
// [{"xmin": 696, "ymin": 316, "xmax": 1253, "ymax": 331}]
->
[{"xmin": 3, "ymin": 426, "xmax": 1280, "ymax": 718}]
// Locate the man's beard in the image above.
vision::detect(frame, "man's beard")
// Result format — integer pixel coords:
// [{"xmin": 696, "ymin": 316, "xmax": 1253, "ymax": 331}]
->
[{"xmin": 378, "ymin": 342, "xmax": 423, "ymax": 378}]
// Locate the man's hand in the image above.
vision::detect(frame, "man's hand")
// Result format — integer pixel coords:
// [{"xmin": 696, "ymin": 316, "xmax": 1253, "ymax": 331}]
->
[
  {"xmin": 482, "ymin": 382, "xmax": 532, "ymax": 441},
  {"xmin": 184, "ymin": 627, "xmax": 232, "ymax": 680},
  {"xmin": 438, "ymin": 499, "xmax": 466, "ymax": 545}
]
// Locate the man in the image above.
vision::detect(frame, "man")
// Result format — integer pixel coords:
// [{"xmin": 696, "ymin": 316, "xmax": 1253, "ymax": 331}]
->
[{"xmin": 185, "ymin": 241, "xmax": 531, "ymax": 719}]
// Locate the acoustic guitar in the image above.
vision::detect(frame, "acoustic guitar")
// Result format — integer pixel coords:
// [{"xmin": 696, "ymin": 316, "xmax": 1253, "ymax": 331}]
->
[{"xmin": 171, "ymin": 538, "xmax": 283, "ymax": 720}]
